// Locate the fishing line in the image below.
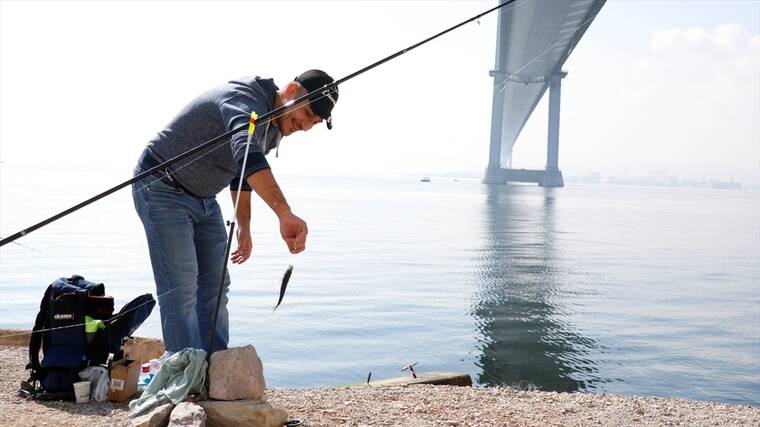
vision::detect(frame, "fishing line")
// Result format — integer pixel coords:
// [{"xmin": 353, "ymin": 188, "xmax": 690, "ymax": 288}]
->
[{"xmin": 0, "ymin": 238, "xmax": 48, "ymax": 255}]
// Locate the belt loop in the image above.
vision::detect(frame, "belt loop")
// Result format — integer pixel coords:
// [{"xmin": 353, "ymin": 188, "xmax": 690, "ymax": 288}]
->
[{"xmin": 162, "ymin": 167, "xmax": 175, "ymax": 182}]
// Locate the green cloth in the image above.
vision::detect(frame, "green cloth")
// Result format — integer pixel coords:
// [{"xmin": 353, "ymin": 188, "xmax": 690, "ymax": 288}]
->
[
  {"xmin": 84, "ymin": 316, "xmax": 105, "ymax": 333},
  {"xmin": 128, "ymin": 348, "xmax": 208, "ymax": 418},
  {"xmin": 84, "ymin": 316, "xmax": 106, "ymax": 343}
]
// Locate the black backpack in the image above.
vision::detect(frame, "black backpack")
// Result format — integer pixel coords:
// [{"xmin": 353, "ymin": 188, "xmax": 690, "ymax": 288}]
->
[{"xmin": 21, "ymin": 275, "xmax": 155, "ymax": 400}]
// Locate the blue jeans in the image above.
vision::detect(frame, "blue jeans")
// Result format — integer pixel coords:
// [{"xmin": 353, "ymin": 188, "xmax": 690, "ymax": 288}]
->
[{"xmin": 132, "ymin": 162, "xmax": 230, "ymax": 354}]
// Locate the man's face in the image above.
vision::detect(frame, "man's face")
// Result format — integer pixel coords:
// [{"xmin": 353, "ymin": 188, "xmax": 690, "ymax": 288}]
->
[{"xmin": 277, "ymin": 85, "xmax": 324, "ymax": 136}]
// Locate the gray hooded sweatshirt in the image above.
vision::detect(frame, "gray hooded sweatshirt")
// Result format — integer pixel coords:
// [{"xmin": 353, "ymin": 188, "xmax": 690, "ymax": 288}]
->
[{"xmin": 144, "ymin": 76, "xmax": 282, "ymax": 198}]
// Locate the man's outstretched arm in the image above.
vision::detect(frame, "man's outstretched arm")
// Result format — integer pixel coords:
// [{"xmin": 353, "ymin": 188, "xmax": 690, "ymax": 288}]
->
[{"xmin": 246, "ymin": 169, "xmax": 308, "ymax": 254}]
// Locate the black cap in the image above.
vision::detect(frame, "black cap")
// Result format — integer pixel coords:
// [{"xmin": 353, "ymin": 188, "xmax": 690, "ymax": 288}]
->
[{"xmin": 294, "ymin": 69, "xmax": 338, "ymax": 129}]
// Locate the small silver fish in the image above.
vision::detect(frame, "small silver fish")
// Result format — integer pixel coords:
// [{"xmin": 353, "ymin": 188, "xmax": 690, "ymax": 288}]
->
[{"xmin": 273, "ymin": 265, "xmax": 293, "ymax": 312}]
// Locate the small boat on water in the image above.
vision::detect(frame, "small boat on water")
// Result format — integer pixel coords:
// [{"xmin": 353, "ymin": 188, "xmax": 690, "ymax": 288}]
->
[{"xmin": 420, "ymin": 177, "xmax": 431, "ymax": 183}]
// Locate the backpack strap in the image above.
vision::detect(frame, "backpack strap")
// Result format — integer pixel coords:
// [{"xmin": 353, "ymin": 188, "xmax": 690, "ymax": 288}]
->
[
  {"xmin": 22, "ymin": 284, "xmax": 53, "ymax": 398},
  {"xmin": 27, "ymin": 284, "xmax": 53, "ymax": 376},
  {"xmin": 107, "ymin": 293, "xmax": 155, "ymax": 353}
]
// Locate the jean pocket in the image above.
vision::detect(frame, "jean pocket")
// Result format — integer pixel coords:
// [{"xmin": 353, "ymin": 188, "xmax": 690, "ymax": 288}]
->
[{"xmin": 149, "ymin": 177, "xmax": 184, "ymax": 195}]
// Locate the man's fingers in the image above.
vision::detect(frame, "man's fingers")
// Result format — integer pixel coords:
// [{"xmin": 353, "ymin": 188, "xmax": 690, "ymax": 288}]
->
[
  {"xmin": 296, "ymin": 225, "xmax": 308, "ymax": 244},
  {"xmin": 284, "ymin": 238, "xmax": 304, "ymax": 254},
  {"xmin": 280, "ymin": 216, "xmax": 308, "ymax": 254},
  {"xmin": 284, "ymin": 238, "xmax": 295, "ymax": 253},
  {"xmin": 231, "ymin": 247, "xmax": 251, "ymax": 264}
]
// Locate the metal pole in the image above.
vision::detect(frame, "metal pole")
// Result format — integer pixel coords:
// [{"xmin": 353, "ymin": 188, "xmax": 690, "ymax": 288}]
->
[{"xmin": 206, "ymin": 221, "xmax": 236, "ymax": 359}]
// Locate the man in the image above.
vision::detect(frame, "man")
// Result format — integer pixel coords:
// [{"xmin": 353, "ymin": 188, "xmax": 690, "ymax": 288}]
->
[{"xmin": 132, "ymin": 70, "xmax": 338, "ymax": 355}]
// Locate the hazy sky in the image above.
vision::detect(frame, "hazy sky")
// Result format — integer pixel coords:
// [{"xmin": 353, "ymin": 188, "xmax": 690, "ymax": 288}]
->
[{"xmin": 1, "ymin": 0, "xmax": 758, "ymax": 182}]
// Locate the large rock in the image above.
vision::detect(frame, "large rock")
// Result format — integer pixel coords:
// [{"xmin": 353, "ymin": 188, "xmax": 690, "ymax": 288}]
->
[
  {"xmin": 368, "ymin": 371, "xmax": 472, "ymax": 387},
  {"xmin": 208, "ymin": 345, "xmax": 265, "ymax": 400},
  {"xmin": 124, "ymin": 337, "xmax": 165, "ymax": 365},
  {"xmin": 168, "ymin": 402, "xmax": 206, "ymax": 427},
  {"xmin": 131, "ymin": 403, "xmax": 175, "ymax": 427},
  {"xmin": 198, "ymin": 400, "xmax": 287, "ymax": 427}
]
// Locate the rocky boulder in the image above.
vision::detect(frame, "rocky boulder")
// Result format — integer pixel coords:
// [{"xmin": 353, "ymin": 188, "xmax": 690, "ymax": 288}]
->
[
  {"xmin": 198, "ymin": 400, "xmax": 287, "ymax": 427},
  {"xmin": 131, "ymin": 403, "xmax": 175, "ymax": 427},
  {"xmin": 168, "ymin": 402, "xmax": 206, "ymax": 427},
  {"xmin": 208, "ymin": 345, "xmax": 265, "ymax": 400}
]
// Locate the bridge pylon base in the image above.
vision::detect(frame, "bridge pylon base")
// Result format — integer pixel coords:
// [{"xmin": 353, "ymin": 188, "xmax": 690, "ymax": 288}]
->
[{"xmin": 481, "ymin": 167, "xmax": 564, "ymax": 188}]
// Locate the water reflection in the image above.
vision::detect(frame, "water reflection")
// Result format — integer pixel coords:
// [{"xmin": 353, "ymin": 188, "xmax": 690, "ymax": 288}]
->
[{"xmin": 470, "ymin": 184, "xmax": 603, "ymax": 391}]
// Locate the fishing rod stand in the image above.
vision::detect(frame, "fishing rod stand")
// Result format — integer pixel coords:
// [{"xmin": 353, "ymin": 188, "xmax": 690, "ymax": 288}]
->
[{"xmin": 205, "ymin": 219, "xmax": 236, "ymax": 363}]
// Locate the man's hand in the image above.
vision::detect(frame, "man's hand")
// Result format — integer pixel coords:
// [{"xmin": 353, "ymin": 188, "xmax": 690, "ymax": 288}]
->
[
  {"xmin": 279, "ymin": 213, "xmax": 308, "ymax": 254},
  {"xmin": 231, "ymin": 226, "xmax": 252, "ymax": 264}
]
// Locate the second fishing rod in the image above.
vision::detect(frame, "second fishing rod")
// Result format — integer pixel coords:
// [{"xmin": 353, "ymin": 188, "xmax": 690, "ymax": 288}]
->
[{"xmin": 0, "ymin": 0, "xmax": 517, "ymax": 248}]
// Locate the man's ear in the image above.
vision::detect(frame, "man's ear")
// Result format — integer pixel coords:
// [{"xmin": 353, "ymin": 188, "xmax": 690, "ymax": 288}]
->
[{"xmin": 285, "ymin": 82, "xmax": 300, "ymax": 100}]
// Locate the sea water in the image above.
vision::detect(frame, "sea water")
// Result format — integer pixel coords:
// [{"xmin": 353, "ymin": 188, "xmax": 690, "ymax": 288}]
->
[{"xmin": 1, "ymin": 163, "xmax": 758, "ymax": 405}]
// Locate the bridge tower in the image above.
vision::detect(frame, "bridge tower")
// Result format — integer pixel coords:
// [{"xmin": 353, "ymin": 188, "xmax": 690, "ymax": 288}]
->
[{"xmin": 483, "ymin": 0, "xmax": 606, "ymax": 186}]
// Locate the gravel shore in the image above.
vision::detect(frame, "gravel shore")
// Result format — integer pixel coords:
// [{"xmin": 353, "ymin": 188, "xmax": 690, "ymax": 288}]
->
[{"xmin": 1, "ymin": 345, "xmax": 757, "ymax": 426}]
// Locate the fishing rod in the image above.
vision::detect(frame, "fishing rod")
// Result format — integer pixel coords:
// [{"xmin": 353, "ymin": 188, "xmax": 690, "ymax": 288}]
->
[{"xmin": 0, "ymin": 0, "xmax": 517, "ymax": 248}]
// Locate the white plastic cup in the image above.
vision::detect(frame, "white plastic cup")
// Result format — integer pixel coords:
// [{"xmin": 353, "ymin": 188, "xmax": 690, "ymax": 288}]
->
[{"xmin": 73, "ymin": 381, "xmax": 91, "ymax": 403}]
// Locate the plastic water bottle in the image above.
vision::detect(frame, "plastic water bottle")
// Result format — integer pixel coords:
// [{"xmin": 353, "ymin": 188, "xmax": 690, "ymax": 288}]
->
[{"xmin": 149, "ymin": 358, "xmax": 160, "ymax": 380}]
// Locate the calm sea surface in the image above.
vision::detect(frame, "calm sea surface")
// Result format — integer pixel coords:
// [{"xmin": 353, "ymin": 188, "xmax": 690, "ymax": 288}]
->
[{"xmin": 1, "ymin": 164, "xmax": 758, "ymax": 405}]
